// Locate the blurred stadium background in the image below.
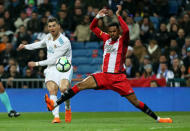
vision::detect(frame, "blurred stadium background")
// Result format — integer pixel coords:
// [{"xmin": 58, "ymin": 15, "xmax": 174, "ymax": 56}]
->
[{"xmin": 0, "ymin": 0, "xmax": 190, "ymax": 130}]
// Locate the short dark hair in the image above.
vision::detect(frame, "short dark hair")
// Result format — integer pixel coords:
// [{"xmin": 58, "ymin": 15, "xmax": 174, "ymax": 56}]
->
[
  {"xmin": 108, "ymin": 23, "xmax": 119, "ymax": 29},
  {"xmin": 47, "ymin": 17, "xmax": 59, "ymax": 24}
]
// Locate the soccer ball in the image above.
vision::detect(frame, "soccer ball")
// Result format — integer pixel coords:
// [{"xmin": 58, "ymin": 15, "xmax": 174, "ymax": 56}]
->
[{"xmin": 56, "ymin": 56, "xmax": 71, "ymax": 72}]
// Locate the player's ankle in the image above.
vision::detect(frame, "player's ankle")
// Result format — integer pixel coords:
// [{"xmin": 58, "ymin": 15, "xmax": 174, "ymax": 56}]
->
[{"xmin": 157, "ymin": 116, "xmax": 160, "ymax": 121}]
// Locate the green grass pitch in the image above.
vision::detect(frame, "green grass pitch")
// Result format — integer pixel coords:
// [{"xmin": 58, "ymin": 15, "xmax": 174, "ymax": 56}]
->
[{"xmin": 0, "ymin": 112, "xmax": 189, "ymax": 131}]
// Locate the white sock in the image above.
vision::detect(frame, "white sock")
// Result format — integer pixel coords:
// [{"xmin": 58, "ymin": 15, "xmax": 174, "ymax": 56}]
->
[
  {"xmin": 64, "ymin": 99, "xmax": 71, "ymax": 110},
  {"xmin": 157, "ymin": 116, "xmax": 160, "ymax": 121},
  {"xmin": 50, "ymin": 95, "xmax": 59, "ymax": 118}
]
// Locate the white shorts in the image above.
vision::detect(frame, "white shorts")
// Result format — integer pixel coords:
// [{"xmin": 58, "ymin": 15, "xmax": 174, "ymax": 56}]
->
[{"xmin": 44, "ymin": 65, "xmax": 73, "ymax": 86}]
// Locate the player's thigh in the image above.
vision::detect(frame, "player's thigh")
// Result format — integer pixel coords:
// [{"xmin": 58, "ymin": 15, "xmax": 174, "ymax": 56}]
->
[
  {"xmin": 0, "ymin": 82, "xmax": 5, "ymax": 93},
  {"xmin": 46, "ymin": 81, "xmax": 59, "ymax": 95},
  {"xmin": 76, "ymin": 76, "xmax": 97, "ymax": 90},
  {"xmin": 59, "ymin": 79, "xmax": 71, "ymax": 92},
  {"xmin": 112, "ymin": 74, "xmax": 134, "ymax": 96},
  {"xmin": 125, "ymin": 93, "xmax": 140, "ymax": 107}
]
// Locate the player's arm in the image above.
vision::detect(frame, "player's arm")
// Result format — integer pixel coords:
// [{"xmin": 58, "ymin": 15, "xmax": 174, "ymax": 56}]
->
[
  {"xmin": 28, "ymin": 41, "xmax": 71, "ymax": 67},
  {"xmin": 116, "ymin": 5, "xmax": 129, "ymax": 42},
  {"xmin": 89, "ymin": 9, "xmax": 109, "ymax": 41},
  {"xmin": 17, "ymin": 38, "xmax": 46, "ymax": 51}
]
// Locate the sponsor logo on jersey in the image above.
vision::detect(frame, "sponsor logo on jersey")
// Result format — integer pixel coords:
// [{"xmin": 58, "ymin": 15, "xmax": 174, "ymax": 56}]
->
[
  {"xmin": 104, "ymin": 44, "xmax": 116, "ymax": 53},
  {"xmin": 48, "ymin": 36, "xmax": 51, "ymax": 40}
]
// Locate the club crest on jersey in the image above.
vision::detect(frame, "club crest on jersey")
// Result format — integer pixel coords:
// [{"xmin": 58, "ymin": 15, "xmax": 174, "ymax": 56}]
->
[
  {"xmin": 54, "ymin": 45, "xmax": 57, "ymax": 48},
  {"xmin": 48, "ymin": 36, "xmax": 51, "ymax": 40},
  {"xmin": 104, "ymin": 44, "xmax": 116, "ymax": 53}
]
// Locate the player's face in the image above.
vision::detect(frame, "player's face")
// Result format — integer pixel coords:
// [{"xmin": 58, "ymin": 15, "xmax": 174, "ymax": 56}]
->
[
  {"xmin": 108, "ymin": 26, "xmax": 119, "ymax": 41},
  {"xmin": 48, "ymin": 21, "xmax": 60, "ymax": 36}
]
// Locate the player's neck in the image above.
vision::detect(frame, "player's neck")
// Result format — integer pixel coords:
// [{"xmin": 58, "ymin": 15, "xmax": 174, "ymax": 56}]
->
[
  {"xmin": 111, "ymin": 35, "xmax": 120, "ymax": 42},
  {"xmin": 52, "ymin": 32, "xmax": 60, "ymax": 41}
]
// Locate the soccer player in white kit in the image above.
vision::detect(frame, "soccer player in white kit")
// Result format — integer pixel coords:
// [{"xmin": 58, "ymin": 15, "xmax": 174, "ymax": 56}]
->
[{"xmin": 17, "ymin": 18, "xmax": 73, "ymax": 123}]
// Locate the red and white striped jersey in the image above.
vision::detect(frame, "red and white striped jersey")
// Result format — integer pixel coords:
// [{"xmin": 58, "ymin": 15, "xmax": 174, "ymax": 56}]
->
[{"xmin": 90, "ymin": 16, "xmax": 129, "ymax": 73}]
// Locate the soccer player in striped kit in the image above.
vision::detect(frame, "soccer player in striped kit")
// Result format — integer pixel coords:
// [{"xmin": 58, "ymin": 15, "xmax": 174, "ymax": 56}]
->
[{"xmin": 45, "ymin": 5, "xmax": 172, "ymax": 123}]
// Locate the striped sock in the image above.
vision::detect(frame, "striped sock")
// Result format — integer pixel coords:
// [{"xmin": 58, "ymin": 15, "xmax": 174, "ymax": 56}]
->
[{"xmin": 138, "ymin": 101, "xmax": 158, "ymax": 120}]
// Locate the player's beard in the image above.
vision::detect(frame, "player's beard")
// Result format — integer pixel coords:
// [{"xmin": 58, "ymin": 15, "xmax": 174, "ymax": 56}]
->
[{"xmin": 111, "ymin": 36, "xmax": 118, "ymax": 41}]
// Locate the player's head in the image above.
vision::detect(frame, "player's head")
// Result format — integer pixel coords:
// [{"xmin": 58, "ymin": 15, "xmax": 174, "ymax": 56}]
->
[
  {"xmin": 108, "ymin": 23, "xmax": 120, "ymax": 41},
  {"xmin": 47, "ymin": 17, "xmax": 60, "ymax": 36}
]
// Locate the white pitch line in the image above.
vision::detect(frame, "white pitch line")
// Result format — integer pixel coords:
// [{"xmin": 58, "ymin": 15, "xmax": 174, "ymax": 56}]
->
[{"xmin": 150, "ymin": 125, "xmax": 184, "ymax": 130}]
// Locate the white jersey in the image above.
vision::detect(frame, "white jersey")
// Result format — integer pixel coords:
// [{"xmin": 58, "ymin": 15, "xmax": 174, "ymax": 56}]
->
[
  {"xmin": 25, "ymin": 33, "xmax": 73, "ymax": 85},
  {"xmin": 25, "ymin": 33, "xmax": 72, "ymax": 67}
]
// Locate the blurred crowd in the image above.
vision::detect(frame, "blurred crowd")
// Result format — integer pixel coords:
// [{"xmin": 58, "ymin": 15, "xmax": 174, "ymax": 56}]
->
[{"xmin": 0, "ymin": 0, "xmax": 190, "ymax": 87}]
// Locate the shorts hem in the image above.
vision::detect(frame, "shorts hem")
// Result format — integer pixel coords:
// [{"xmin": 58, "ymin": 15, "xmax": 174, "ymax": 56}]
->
[
  {"xmin": 121, "ymin": 92, "xmax": 134, "ymax": 97},
  {"xmin": 45, "ymin": 80, "xmax": 59, "ymax": 87},
  {"xmin": 91, "ymin": 75, "xmax": 99, "ymax": 89}
]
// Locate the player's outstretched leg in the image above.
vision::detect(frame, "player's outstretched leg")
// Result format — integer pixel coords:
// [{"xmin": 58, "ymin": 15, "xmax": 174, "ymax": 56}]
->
[
  {"xmin": 0, "ymin": 87, "xmax": 20, "ymax": 118},
  {"xmin": 126, "ymin": 94, "xmax": 172, "ymax": 123}
]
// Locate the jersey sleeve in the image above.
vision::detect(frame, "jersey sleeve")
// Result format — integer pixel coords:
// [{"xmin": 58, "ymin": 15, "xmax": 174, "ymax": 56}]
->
[
  {"xmin": 118, "ymin": 16, "xmax": 129, "ymax": 43},
  {"xmin": 38, "ymin": 40, "xmax": 71, "ymax": 66},
  {"xmin": 25, "ymin": 37, "xmax": 46, "ymax": 50},
  {"xmin": 90, "ymin": 18, "xmax": 110, "ymax": 42}
]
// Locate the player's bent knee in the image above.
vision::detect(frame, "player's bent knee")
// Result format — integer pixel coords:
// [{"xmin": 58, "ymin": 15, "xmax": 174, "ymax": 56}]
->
[
  {"xmin": 59, "ymin": 87, "xmax": 67, "ymax": 93},
  {"xmin": 59, "ymin": 83, "xmax": 69, "ymax": 92},
  {"xmin": 46, "ymin": 82, "xmax": 59, "ymax": 95},
  {"xmin": 0, "ymin": 83, "xmax": 5, "ymax": 93},
  {"xmin": 0, "ymin": 88, "xmax": 4, "ymax": 93}
]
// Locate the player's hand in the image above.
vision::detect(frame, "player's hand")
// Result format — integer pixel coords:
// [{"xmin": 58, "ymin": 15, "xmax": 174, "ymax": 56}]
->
[
  {"xmin": 17, "ymin": 44, "xmax": 25, "ymax": 51},
  {"xmin": 116, "ymin": 5, "xmax": 122, "ymax": 16},
  {"xmin": 28, "ymin": 61, "xmax": 36, "ymax": 68},
  {"xmin": 97, "ymin": 8, "xmax": 108, "ymax": 17}
]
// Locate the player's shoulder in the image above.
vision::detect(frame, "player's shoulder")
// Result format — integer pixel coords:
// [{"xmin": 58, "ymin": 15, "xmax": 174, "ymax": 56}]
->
[
  {"xmin": 59, "ymin": 33, "xmax": 71, "ymax": 43},
  {"xmin": 44, "ymin": 33, "xmax": 52, "ymax": 41},
  {"xmin": 60, "ymin": 33, "xmax": 70, "ymax": 41},
  {"xmin": 101, "ymin": 31, "xmax": 110, "ymax": 38}
]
